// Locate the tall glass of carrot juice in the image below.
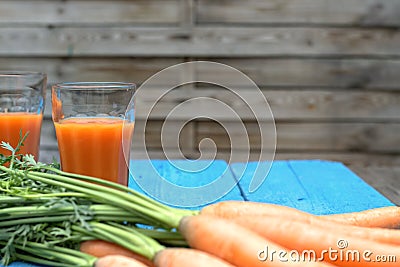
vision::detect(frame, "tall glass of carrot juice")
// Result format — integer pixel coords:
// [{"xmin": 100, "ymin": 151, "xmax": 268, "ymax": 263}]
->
[
  {"xmin": 51, "ymin": 82, "xmax": 136, "ymax": 186},
  {"xmin": 0, "ymin": 72, "xmax": 47, "ymax": 160}
]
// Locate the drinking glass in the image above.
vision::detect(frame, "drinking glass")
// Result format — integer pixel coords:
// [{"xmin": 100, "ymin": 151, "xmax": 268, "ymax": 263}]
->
[
  {"xmin": 51, "ymin": 82, "xmax": 136, "ymax": 186},
  {"xmin": 0, "ymin": 71, "xmax": 47, "ymax": 159}
]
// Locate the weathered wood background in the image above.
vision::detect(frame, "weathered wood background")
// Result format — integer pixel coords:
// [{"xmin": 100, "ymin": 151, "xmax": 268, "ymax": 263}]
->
[{"xmin": 1, "ymin": 0, "xmax": 400, "ymax": 167}]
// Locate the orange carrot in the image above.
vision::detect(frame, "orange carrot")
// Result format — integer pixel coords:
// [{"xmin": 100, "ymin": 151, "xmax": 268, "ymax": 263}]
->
[
  {"xmin": 95, "ymin": 255, "xmax": 149, "ymax": 267},
  {"xmin": 261, "ymin": 213, "xmax": 400, "ymax": 246},
  {"xmin": 323, "ymin": 206, "xmax": 400, "ymax": 228},
  {"xmin": 153, "ymin": 248, "xmax": 236, "ymax": 267},
  {"xmin": 81, "ymin": 240, "xmax": 235, "ymax": 267},
  {"xmin": 202, "ymin": 200, "xmax": 400, "ymax": 229},
  {"xmin": 232, "ymin": 215, "xmax": 400, "ymax": 267},
  {"xmin": 80, "ymin": 240, "xmax": 154, "ymax": 267},
  {"xmin": 179, "ymin": 215, "xmax": 335, "ymax": 267},
  {"xmin": 207, "ymin": 203, "xmax": 400, "ymax": 246},
  {"xmin": 201, "ymin": 200, "xmax": 315, "ymax": 220}
]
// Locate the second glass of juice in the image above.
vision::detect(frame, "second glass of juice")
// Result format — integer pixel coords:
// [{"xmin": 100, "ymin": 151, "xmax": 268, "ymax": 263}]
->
[
  {"xmin": 51, "ymin": 82, "xmax": 135, "ymax": 186},
  {"xmin": 0, "ymin": 71, "xmax": 47, "ymax": 160}
]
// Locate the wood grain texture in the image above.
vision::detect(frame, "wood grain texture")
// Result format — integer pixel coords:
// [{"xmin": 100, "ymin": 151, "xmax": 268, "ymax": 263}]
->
[
  {"xmin": 196, "ymin": 121, "xmax": 400, "ymax": 152},
  {"xmin": 197, "ymin": 0, "xmax": 400, "ymax": 26},
  {"xmin": 1, "ymin": 27, "xmax": 400, "ymax": 56},
  {"xmin": 0, "ymin": 0, "xmax": 181, "ymax": 25},
  {"xmin": 7, "ymin": 57, "xmax": 398, "ymax": 90},
  {"xmin": 274, "ymin": 152, "xmax": 400, "ymax": 167},
  {"xmin": 195, "ymin": 58, "xmax": 400, "ymax": 89},
  {"xmin": 0, "ymin": 58, "xmax": 184, "ymax": 86},
  {"xmin": 38, "ymin": 148, "xmax": 400, "ymax": 168},
  {"xmin": 352, "ymin": 166, "xmax": 400, "ymax": 205},
  {"xmin": 132, "ymin": 88, "xmax": 400, "ymax": 121},
  {"xmin": 43, "ymin": 116, "xmax": 400, "ymax": 161}
]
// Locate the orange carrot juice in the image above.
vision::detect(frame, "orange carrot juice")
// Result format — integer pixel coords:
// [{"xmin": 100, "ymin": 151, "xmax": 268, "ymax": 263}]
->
[
  {"xmin": 0, "ymin": 113, "xmax": 43, "ymax": 158},
  {"xmin": 54, "ymin": 117, "xmax": 134, "ymax": 185}
]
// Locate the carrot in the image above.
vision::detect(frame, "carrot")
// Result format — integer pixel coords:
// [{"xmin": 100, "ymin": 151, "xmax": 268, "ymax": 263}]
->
[
  {"xmin": 80, "ymin": 240, "xmax": 154, "ymax": 267},
  {"xmin": 81, "ymin": 239, "xmax": 235, "ymax": 267},
  {"xmin": 179, "ymin": 215, "xmax": 336, "ymax": 267},
  {"xmin": 202, "ymin": 200, "xmax": 400, "ymax": 230},
  {"xmin": 201, "ymin": 200, "xmax": 312, "ymax": 221},
  {"xmin": 323, "ymin": 206, "xmax": 400, "ymax": 228},
  {"xmin": 153, "ymin": 248, "xmax": 236, "ymax": 267},
  {"xmin": 260, "ymin": 213, "xmax": 400, "ymax": 246},
  {"xmin": 81, "ymin": 239, "xmax": 236, "ymax": 267},
  {"xmin": 209, "ymin": 203, "xmax": 400, "ymax": 247},
  {"xmin": 232, "ymin": 215, "xmax": 400, "ymax": 267},
  {"xmin": 95, "ymin": 255, "xmax": 149, "ymax": 267}
]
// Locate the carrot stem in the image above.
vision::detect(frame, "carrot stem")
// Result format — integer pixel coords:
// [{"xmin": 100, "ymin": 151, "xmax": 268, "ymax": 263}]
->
[
  {"xmin": 1, "ymin": 241, "xmax": 97, "ymax": 267},
  {"xmin": 72, "ymin": 222, "xmax": 165, "ymax": 260}
]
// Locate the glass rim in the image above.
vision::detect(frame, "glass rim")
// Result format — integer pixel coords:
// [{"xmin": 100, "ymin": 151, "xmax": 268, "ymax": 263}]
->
[
  {"xmin": 0, "ymin": 71, "xmax": 47, "ymax": 78},
  {"xmin": 53, "ymin": 82, "xmax": 136, "ymax": 91}
]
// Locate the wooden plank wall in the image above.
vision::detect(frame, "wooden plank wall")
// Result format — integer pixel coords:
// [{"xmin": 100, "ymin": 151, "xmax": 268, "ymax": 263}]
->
[{"xmin": 1, "ymin": 0, "xmax": 400, "ymax": 166}]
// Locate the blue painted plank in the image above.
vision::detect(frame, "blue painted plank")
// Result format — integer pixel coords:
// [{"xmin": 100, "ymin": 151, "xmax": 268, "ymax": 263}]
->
[
  {"xmin": 231, "ymin": 161, "xmax": 319, "ymax": 211},
  {"xmin": 287, "ymin": 160, "xmax": 394, "ymax": 215},
  {"xmin": 230, "ymin": 160, "xmax": 394, "ymax": 215},
  {"xmin": 128, "ymin": 159, "xmax": 244, "ymax": 209}
]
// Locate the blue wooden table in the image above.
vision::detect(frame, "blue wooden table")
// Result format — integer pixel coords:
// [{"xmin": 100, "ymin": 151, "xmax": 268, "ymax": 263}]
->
[
  {"xmin": 4, "ymin": 160, "xmax": 394, "ymax": 267},
  {"xmin": 129, "ymin": 159, "xmax": 393, "ymax": 214}
]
